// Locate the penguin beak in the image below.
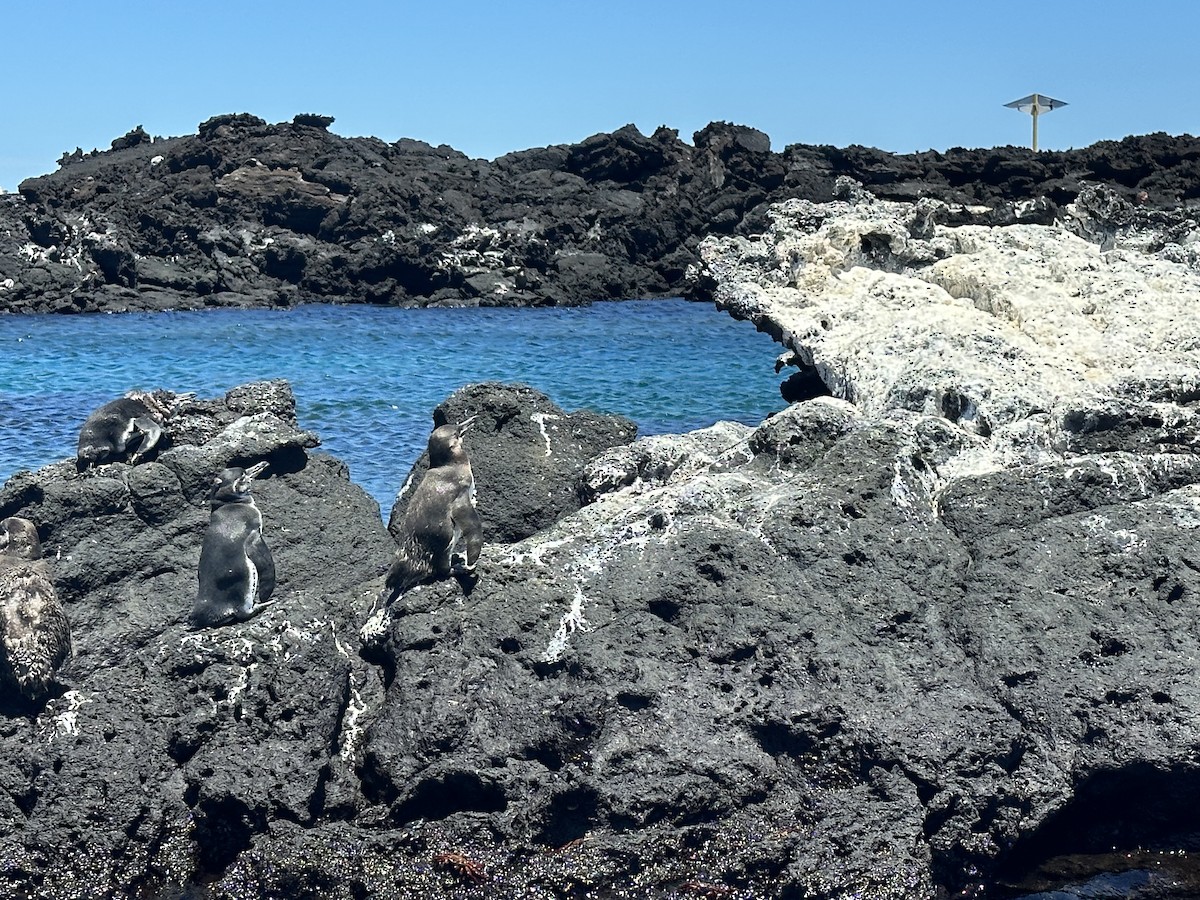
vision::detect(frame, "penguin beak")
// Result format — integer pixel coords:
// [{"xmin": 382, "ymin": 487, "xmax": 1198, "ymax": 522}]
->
[
  {"xmin": 457, "ymin": 416, "xmax": 478, "ymax": 436},
  {"xmin": 244, "ymin": 461, "xmax": 269, "ymax": 480}
]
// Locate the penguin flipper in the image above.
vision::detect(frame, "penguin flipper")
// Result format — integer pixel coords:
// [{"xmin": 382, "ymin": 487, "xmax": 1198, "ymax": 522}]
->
[
  {"xmin": 245, "ymin": 534, "xmax": 275, "ymax": 604},
  {"xmin": 127, "ymin": 417, "xmax": 164, "ymax": 463},
  {"xmin": 451, "ymin": 502, "xmax": 484, "ymax": 571}
]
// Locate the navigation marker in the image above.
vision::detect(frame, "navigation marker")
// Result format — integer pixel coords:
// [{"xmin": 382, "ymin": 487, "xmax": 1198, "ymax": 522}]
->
[{"xmin": 1004, "ymin": 93, "xmax": 1068, "ymax": 151}]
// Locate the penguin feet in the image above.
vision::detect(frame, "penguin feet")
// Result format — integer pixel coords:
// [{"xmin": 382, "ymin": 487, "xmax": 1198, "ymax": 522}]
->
[{"xmin": 453, "ymin": 565, "xmax": 479, "ymax": 595}]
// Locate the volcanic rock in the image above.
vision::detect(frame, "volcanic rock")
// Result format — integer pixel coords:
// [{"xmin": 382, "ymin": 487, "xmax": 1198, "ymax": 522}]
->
[
  {"xmin": 388, "ymin": 382, "xmax": 637, "ymax": 545},
  {"xmin": 3, "ymin": 188, "xmax": 1200, "ymax": 898},
  {"xmin": 697, "ymin": 183, "xmax": 1200, "ymax": 442},
  {"xmin": 0, "ymin": 380, "xmax": 396, "ymax": 897},
  {"xmin": 2, "ymin": 118, "xmax": 1199, "ymax": 314}
]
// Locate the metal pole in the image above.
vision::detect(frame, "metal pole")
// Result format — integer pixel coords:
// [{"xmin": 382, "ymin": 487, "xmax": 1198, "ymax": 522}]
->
[{"xmin": 1031, "ymin": 93, "xmax": 1040, "ymax": 151}]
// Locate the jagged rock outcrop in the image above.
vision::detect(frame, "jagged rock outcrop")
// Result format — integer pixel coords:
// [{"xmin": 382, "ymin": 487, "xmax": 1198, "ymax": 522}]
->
[
  {"xmin": 4, "ymin": 185, "xmax": 1200, "ymax": 897},
  {"xmin": 674, "ymin": 188, "xmax": 1200, "ymax": 894},
  {"xmin": 0, "ymin": 380, "xmax": 397, "ymax": 897},
  {"xmin": 697, "ymin": 182, "xmax": 1200, "ymax": 447},
  {"xmin": 388, "ymin": 382, "xmax": 637, "ymax": 545},
  {"xmin": 1, "ymin": 116, "xmax": 1198, "ymax": 313}
]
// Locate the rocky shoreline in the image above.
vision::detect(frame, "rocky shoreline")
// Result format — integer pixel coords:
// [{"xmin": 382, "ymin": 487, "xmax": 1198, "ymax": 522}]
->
[
  {"xmin": 1, "ymin": 114, "xmax": 1199, "ymax": 314},
  {"xmin": 3, "ymin": 116, "xmax": 1200, "ymax": 898},
  {"xmin": 2, "ymin": 166, "xmax": 1200, "ymax": 896}
]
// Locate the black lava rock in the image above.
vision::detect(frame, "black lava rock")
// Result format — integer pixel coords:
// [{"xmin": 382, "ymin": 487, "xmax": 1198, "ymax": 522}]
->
[{"xmin": 4, "ymin": 117, "xmax": 1198, "ymax": 314}]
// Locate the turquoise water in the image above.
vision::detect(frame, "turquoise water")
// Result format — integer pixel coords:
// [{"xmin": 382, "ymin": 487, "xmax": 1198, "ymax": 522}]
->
[{"xmin": 0, "ymin": 300, "xmax": 784, "ymax": 510}]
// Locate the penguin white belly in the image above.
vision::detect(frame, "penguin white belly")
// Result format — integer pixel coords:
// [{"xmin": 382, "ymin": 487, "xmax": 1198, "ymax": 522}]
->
[{"xmin": 243, "ymin": 556, "xmax": 259, "ymax": 613}]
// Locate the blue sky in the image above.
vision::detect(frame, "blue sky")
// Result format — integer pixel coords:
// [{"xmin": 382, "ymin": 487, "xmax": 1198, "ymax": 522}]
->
[{"xmin": 2, "ymin": 0, "xmax": 1197, "ymax": 191}]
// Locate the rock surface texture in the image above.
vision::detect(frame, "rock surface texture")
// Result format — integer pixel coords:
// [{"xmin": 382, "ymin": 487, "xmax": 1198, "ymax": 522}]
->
[
  {"xmin": 388, "ymin": 382, "xmax": 637, "ymax": 546},
  {"xmin": 687, "ymin": 187, "xmax": 1200, "ymax": 896},
  {"xmin": 3, "ymin": 178, "xmax": 1200, "ymax": 897},
  {"xmin": 1, "ymin": 115, "xmax": 1199, "ymax": 313}
]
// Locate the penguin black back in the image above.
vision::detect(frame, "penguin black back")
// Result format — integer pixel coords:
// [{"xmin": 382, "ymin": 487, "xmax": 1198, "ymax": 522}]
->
[
  {"xmin": 383, "ymin": 417, "xmax": 483, "ymax": 604},
  {"xmin": 0, "ymin": 516, "xmax": 72, "ymax": 706},
  {"xmin": 76, "ymin": 389, "xmax": 177, "ymax": 471},
  {"xmin": 192, "ymin": 462, "xmax": 276, "ymax": 629}
]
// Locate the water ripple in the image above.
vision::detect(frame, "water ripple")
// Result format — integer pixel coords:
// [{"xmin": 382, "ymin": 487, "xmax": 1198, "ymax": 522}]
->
[{"xmin": 0, "ymin": 300, "xmax": 784, "ymax": 508}]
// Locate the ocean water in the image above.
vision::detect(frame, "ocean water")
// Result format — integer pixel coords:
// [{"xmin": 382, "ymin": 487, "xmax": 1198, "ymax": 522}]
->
[{"xmin": 0, "ymin": 299, "xmax": 785, "ymax": 510}]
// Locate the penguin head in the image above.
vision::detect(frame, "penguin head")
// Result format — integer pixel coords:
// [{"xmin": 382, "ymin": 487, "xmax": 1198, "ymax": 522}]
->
[
  {"xmin": 209, "ymin": 461, "xmax": 269, "ymax": 508},
  {"xmin": 427, "ymin": 416, "xmax": 476, "ymax": 468},
  {"xmin": 0, "ymin": 517, "xmax": 43, "ymax": 560},
  {"xmin": 76, "ymin": 444, "xmax": 109, "ymax": 472}
]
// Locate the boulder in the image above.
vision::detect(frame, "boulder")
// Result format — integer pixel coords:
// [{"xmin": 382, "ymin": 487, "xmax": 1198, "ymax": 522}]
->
[
  {"xmin": 388, "ymin": 382, "xmax": 637, "ymax": 545},
  {"xmin": 0, "ymin": 380, "xmax": 395, "ymax": 896},
  {"xmin": 565, "ymin": 123, "xmax": 674, "ymax": 184},
  {"xmin": 293, "ymin": 113, "xmax": 335, "ymax": 130},
  {"xmin": 675, "ymin": 192, "xmax": 1200, "ymax": 895},
  {"xmin": 110, "ymin": 125, "xmax": 151, "ymax": 151},
  {"xmin": 698, "ymin": 188, "xmax": 1200, "ymax": 442}
]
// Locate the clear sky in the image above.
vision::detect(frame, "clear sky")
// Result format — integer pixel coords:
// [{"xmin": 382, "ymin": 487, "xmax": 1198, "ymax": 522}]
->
[{"xmin": 2, "ymin": 0, "xmax": 1197, "ymax": 192}]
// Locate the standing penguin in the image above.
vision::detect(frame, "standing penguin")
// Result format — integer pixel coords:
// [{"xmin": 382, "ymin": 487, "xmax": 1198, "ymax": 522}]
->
[
  {"xmin": 76, "ymin": 389, "xmax": 183, "ymax": 471},
  {"xmin": 0, "ymin": 517, "xmax": 71, "ymax": 705},
  {"xmin": 191, "ymin": 462, "xmax": 276, "ymax": 629},
  {"xmin": 382, "ymin": 417, "xmax": 483, "ymax": 605}
]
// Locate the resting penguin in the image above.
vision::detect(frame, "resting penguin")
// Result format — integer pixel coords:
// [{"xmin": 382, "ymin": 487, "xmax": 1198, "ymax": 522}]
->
[
  {"xmin": 191, "ymin": 462, "xmax": 276, "ymax": 629},
  {"xmin": 381, "ymin": 416, "xmax": 483, "ymax": 606},
  {"xmin": 76, "ymin": 389, "xmax": 182, "ymax": 471},
  {"xmin": 0, "ymin": 517, "xmax": 72, "ymax": 705}
]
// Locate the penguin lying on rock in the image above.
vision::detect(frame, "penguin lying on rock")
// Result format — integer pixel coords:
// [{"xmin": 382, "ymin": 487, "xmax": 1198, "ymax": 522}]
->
[{"xmin": 76, "ymin": 389, "xmax": 190, "ymax": 471}]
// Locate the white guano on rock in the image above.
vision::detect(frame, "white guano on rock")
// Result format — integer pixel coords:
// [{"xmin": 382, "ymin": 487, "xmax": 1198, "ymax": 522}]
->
[{"xmin": 699, "ymin": 192, "xmax": 1200, "ymax": 475}]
